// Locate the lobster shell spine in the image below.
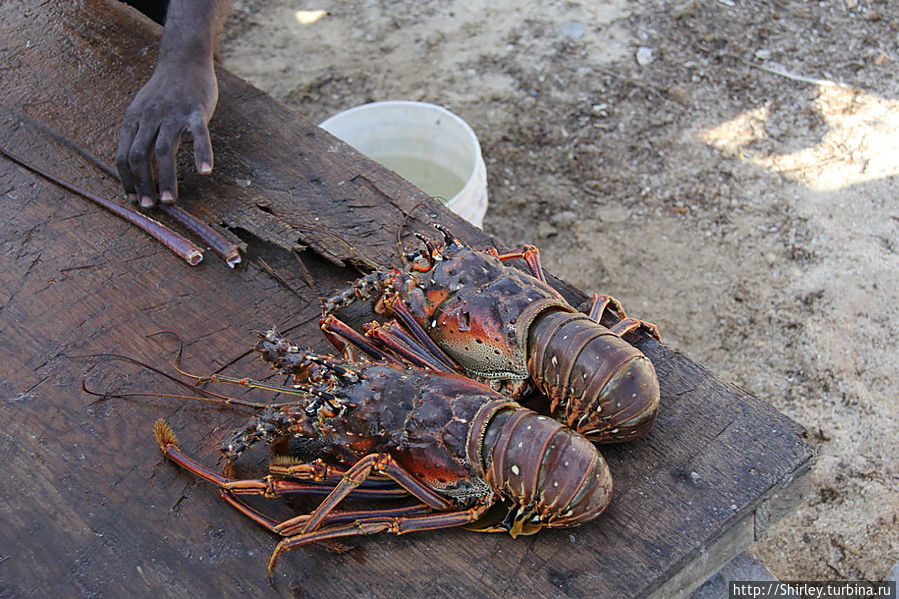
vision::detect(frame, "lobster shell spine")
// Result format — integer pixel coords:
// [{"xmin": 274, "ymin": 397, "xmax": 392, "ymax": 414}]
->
[{"xmin": 527, "ymin": 310, "xmax": 660, "ymax": 443}]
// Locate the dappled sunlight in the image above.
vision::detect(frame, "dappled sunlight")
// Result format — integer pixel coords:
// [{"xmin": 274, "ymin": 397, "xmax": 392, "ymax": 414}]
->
[
  {"xmin": 701, "ymin": 84, "xmax": 899, "ymax": 191},
  {"xmin": 295, "ymin": 10, "xmax": 327, "ymax": 25}
]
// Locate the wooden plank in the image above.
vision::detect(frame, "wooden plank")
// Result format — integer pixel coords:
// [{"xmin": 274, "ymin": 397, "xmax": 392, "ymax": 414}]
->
[
  {"xmin": 0, "ymin": 2, "xmax": 814, "ymax": 597},
  {"xmin": 650, "ymin": 460, "xmax": 812, "ymax": 598}
]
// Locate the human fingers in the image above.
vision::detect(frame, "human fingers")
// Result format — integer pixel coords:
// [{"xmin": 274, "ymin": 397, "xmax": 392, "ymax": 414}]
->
[
  {"xmin": 129, "ymin": 119, "xmax": 162, "ymax": 208},
  {"xmin": 154, "ymin": 119, "xmax": 184, "ymax": 204},
  {"xmin": 189, "ymin": 113, "xmax": 214, "ymax": 176},
  {"xmin": 115, "ymin": 118, "xmax": 140, "ymax": 202}
]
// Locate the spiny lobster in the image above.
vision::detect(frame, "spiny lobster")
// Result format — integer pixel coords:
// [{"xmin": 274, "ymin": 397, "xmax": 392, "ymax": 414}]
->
[
  {"xmin": 321, "ymin": 225, "xmax": 662, "ymax": 444},
  {"xmin": 151, "ymin": 327, "xmax": 613, "ymax": 576}
]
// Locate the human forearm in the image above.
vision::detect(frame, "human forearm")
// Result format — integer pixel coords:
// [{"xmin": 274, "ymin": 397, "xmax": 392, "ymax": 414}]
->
[
  {"xmin": 116, "ymin": 0, "xmax": 234, "ymax": 207},
  {"xmin": 157, "ymin": 0, "xmax": 233, "ymax": 66}
]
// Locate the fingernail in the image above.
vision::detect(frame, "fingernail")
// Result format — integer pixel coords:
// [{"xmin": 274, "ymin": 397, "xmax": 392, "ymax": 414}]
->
[
  {"xmin": 127, "ymin": 193, "xmax": 138, "ymax": 203},
  {"xmin": 160, "ymin": 190, "xmax": 175, "ymax": 203},
  {"xmin": 140, "ymin": 196, "xmax": 154, "ymax": 208},
  {"xmin": 199, "ymin": 162, "xmax": 212, "ymax": 175}
]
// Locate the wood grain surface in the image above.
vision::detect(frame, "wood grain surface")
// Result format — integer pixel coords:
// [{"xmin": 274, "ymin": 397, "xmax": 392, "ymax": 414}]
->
[{"xmin": 0, "ymin": 2, "xmax": 813, "ymax": 597}]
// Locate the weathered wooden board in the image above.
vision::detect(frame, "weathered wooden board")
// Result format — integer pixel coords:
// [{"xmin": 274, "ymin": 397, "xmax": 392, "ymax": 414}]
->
[{"xmin": 0, "ymin": 2, "xmax": 814, "ymax": 598}]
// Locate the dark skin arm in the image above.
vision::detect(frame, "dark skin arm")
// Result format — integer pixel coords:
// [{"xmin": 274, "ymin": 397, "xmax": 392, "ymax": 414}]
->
[{"xmin": 117, "ymin": 0, "xmax": 234, "ymax": 208}]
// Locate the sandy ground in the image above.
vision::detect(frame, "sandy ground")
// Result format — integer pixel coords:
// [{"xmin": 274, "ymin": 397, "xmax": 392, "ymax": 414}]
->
[{"xmin": 218, "ymin": 0, "xmax": 898, "ymax": 581}]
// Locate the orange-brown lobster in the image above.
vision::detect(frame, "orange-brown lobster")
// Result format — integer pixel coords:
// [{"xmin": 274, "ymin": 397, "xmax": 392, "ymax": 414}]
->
[
  {"xmin": 153, "ymin": 328, "xmax": 613, "ymax": 576},
  {"xmin": 322, "ymin": 225, "xmax": 662, "ymax": 444}
]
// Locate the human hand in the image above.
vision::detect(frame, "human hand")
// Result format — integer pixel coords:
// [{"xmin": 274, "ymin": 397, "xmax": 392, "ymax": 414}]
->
[{"xmin": 116, "ymin": 57, "xmax": 218, "ymax": 207}]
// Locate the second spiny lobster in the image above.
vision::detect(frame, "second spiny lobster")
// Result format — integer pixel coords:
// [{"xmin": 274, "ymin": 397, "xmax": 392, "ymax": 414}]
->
[
  {"xmin": 151, "ymin": 327, "xmax": 613, "ymax": 576},
  {"xmin": 322, "ymin": 225, "xmax": 662, "ymax": 444}
]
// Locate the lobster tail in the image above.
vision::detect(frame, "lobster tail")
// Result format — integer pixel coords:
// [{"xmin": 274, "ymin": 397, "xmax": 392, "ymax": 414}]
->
[
  {"xmin": 527, "ymin": 310, "xmax": 660, "ymax": 444},
  {"xmin": 478, "ymin": 407, "xmax": 613, "ymax": 535}
]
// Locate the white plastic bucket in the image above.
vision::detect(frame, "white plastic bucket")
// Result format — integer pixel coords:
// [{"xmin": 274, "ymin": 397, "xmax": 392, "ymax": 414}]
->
[{"xmin": 320, "ymin": 101, "xmax": 488, "ymax": 228}]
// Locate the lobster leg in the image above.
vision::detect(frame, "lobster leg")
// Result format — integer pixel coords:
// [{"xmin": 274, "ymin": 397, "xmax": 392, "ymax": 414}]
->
[
  {"xmin": 268, "ymin": 502, "xmax": 492, "ymax": 577},
  {"xmin": 220, "ymin": 490, "xmax": 432, "ymax": 537},
  {"xmin": 371, "ymin": 319, "xmax": 434, "ymax": 359},
  {"xmin": 380, "ymin": 295, "xmax": 458, "ymax": 371},
  {"xmin": 154, "ymin": 420, "xmax": 433, "ymax": 556},
  {"xmin": 319, "ymin": 314, "xmax": 400, "ymax": 364},
  {"xmin": 322, "ymin": 304, "xmax": 457, "ymax": 375},
  {"xmin": 487, "ymin": 245, "xmax": 546, "ymax": 282},
  {"xmin": 588, "ymin": 293, "xmax": 661, "ymax": 341},
  {"xmin": 301, "ymin": 453, "xmax": 457, "ymax": 536},
  {"xmin": 273, "ymin": 504, "xmax": 434, "ymax": 537},
  {"xmin": 362, "ymin": 320, "xmax": 455, "ymax": 373},
  {"xmin": 266, "ymin": 456, "xmax": 345, "ymax": 481},
  {"xmin": 154, "ymin": 420, "xmax": 409, "ymax": 500}
]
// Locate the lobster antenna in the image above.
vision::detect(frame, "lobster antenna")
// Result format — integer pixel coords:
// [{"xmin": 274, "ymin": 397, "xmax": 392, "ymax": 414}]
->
[
  {"xmin": 81, "ymin": 380, "xmax": 292, "ymax": 408},
  {"xmin": 143, "ymin": 331, "xmax": 313, "ymax": 408},
  {"xmin": 201, "ymin": 374, "xmax": 349, "ymax": 417},
  {"xmin": 146, "ymin": 330, "xmax": 220, "ymax": 384},
  {"xmin": 79, "ymin": 362, "xmax": 299, "ymax": 411},
  {"xmin": 148, "ymin": 332, "xmax": 319, "ymax": 395},
  {"xmin": 202, "ymin": 373, "xmax": 326, "ymax": 397},
  {"xmin": 82, "ymin": 380, "xmax": 300, "ymax": 410}
]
